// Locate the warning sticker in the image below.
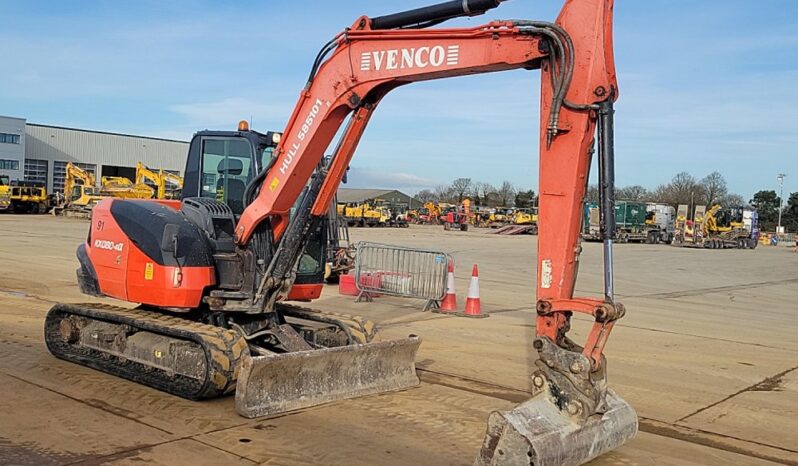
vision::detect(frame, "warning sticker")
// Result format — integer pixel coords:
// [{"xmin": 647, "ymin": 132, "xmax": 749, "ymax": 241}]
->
[
  {"xmin": 145, "ymin": 262, "xmax": 154, "ymax": 280},
  {"xmin": 269, "ymin": 177, "xmax": 280, "ymax": 191}
]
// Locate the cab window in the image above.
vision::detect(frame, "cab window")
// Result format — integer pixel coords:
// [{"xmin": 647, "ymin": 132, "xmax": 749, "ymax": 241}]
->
[
  {"xmin": 260, "ymin": 146, "xmax": 275, "ymax": 171},
  {"xmin": 200, "ymin": 138, "xmax": 253, "ymax": 214}
]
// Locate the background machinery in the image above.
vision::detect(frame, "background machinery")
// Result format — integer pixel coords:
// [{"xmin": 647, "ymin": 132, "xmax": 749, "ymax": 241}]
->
[
  {"xmin": 703, "ymin": 204, "xmax": 759, "ymax": 248},
  {"xmin": 136, "ymin": 161, "xmax": 184, "ymax": 199},
  {"xmin": 674, "ymin": 203, "xmax": 758, "ymax": 249},
  {"xmin": 488, "ymin": 207, "xmax": 515, "ymax": 228},
  {"xmin": 53, "ymin": 162, "xmax": 186, "ymax": 218},
  {"xmin": 513, "ymin": 207, "xmax": 538, "ymax": 225},
  {"xmin": 0, "ymin": 175, "xmax": 49, "ymax": 213},
  {"xmin": 46, "ymin": 1, "xmax": 635, "ymax": 464},
  {"xmin": 338, "ymin": 201, "xmax": 391, "ymax": 227},
  {"xmin": 645, "ymin": 203, "xmax": 675, "ymax": 243},
  {"xmin": 100, "ymin": 176, "xmax": 155, "ymax": 199},
  {"xmin": 493, "ymin": 207, "xmax": 539, "ymax": 234},
  {"xmin": 51, "ymin": 162, "xmax": 110, "ymax": 218},
  {"xmin": 491, "ymin": 207, "xmax": 539, "ymax": 235},
  {"xmin": 442, "ymin": 198, "xmax": 471, "ymax": 231},
  {"xmin": 584, "ymin": 200, "xmax": 672, "ymax": 243},
  {"xmin": 419, "ymin": 201, "xmax": 442, "ymax": 224}
]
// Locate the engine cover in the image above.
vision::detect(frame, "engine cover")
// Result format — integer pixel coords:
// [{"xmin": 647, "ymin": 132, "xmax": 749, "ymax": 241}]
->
[{"xmin": 83, "ymin": 199, "xmax": 215, "ymax": 308}]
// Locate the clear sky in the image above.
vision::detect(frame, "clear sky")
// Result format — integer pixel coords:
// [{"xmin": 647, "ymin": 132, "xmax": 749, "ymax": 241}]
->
[{"xmin": 1, "ymin": 1, "xmax": 796, "ymax": 199}]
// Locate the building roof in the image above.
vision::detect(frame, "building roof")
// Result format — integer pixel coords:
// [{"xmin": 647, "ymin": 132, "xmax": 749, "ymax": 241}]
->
[
  {"xmin": 337, "ymin": 188, "xmax": 401, "ymax": 203},
  {"xmin": 0, "ymin": 115, "xmax": 26, "ymax": 122},
  {"xmin": 25, "ymin": 123, "xmax": 188, "ymax": 144}
]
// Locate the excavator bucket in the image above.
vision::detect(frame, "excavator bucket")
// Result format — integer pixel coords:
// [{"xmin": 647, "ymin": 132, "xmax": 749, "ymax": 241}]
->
[
  {"xmin": 235, "ymin": 336, "xmax": 421, "ymax": 418},
  {"xmin": 475, "ymin": 389, "xmax": 637, "ymax": 466}
]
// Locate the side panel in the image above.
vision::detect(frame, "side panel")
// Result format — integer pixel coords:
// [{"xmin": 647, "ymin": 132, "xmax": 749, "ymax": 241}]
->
[
  {"xmin": 126, "ymin": 244, "xmax": 214, "ymax": 308},
  {"xmin": 88, "ymin": 203, "xmax": 129, "ymax": 300},
  {"xmin": 286, "ymin": 284, "xmax": 323, "ymax": 301},
  {"xmin": 85, "ymin": 199, "xmax": 215, "ymax": 308}
]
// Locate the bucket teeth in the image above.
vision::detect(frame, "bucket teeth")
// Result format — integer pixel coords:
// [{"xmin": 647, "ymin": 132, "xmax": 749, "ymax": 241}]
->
[
  {"xmin": 475, "ymin": 389, "xmax": 637, "ymax": 466},
  {"xmin": 235, "ymin": 336, "xmax": 421, "ymax": 418}
]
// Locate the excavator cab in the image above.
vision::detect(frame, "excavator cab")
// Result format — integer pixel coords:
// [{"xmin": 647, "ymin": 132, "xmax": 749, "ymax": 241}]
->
[
  {"xmin": 183, "ymin": 127, "xmax": 278, "ymax": 212},
  {"xmin": 183, "ymin": 126, "xmax": 327, "ymax": 292}
]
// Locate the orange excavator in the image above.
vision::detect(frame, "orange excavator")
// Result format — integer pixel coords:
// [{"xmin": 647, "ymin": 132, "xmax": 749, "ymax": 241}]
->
[{"xmin": 45, "ymin": 1, "xmax": 635, "ymax": 463}]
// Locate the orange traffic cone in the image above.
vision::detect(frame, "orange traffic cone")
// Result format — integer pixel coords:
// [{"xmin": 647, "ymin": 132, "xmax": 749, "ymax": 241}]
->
[
  {"xmin": 459, "ymin": 264, "xmax": 488, "ymax": 318},
  {"xmin": 434, "ymin": 259, "xmax": 458, "ymax": 314}
]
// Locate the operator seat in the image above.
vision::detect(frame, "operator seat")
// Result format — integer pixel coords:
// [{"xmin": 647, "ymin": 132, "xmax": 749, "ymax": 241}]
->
[{"xmin": 216, "ymin": 158, "xmax": 246, "ymax": 215}]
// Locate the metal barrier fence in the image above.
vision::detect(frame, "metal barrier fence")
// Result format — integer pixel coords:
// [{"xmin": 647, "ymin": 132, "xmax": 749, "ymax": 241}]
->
[{"xmin": 354, "ymin": 242, "xmax": 451, "ymax": 310}]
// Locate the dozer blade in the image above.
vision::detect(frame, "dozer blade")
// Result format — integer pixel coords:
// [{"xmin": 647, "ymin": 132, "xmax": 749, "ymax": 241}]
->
[
  {"xmin": 235, "ymin": 336, "xmax": 421, "ymax": 418},
  {"xmin": 476, "ymin": 389, "xmax": 637, "ymax": 466}
]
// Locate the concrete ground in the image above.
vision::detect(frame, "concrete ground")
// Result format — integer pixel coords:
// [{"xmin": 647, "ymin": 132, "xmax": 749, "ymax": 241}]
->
[{"xmin": 0, "ymin": 215, "xmax": 796, "ymax": 465}]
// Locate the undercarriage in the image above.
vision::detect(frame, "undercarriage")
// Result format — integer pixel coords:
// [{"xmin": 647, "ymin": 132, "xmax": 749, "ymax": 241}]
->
[{"xmin": 45, "ymin": 302, "xmax": 420, "ymax": 411}]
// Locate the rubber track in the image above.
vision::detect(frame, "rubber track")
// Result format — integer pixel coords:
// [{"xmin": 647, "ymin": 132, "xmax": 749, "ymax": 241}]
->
[{"xmin": 44, "ymin": 303, "xmax": 248, "ymax": 400}]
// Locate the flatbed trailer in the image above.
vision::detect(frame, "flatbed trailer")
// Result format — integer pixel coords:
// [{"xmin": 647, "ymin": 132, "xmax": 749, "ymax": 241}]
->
[{"xmin": 673, "ymin": 228, "xmax": 757, "ymax": 249}]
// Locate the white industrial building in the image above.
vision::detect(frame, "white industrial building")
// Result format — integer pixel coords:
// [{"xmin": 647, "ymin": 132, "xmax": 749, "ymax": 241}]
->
[
  {"xmin": 0, "ymin": 116, "xmax": 25, "ymax": 182},
  {"xmin": 0, "ymin": 115, "xmax": 188, "ymax": 193}
]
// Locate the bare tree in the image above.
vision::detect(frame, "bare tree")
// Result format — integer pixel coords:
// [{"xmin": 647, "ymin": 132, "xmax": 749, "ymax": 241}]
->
[
  {"xmin": 655, "ymin": 172, "xmax": 704, "ymax": 207},
  {"xmin": 699, "ymin": 171, "xmax": 728, "ymax": 206},
  {"xmin": 414, "ymin": 189, "xmax": 436, "ymax": 203},
  {"xmin": 616, "ymin": 185, "xmax": 649, "ymax": 201},
  {"xmin": 497, "ymin": 180, "xmax": 516, "ymax": 206},
  {"xmin": 433, "ymin": 184, "xmax": 453, "ymax": 202},
  {"xmin": 718, "ymin": 193, "xmax": 745, "ymax": 207},
  {"xmin": 472, "ymin": 182, "xmax": 496, "ymax": 206},
  {"xmin": 484, "ymin": 192, "xmax": 503, "ymax": 207},
  {"xmin": 449, "ymin": 178, "xmax": 473, "ymax": 202},
  {"xmin": 584, "ymin": 185, "xmax": 600, "ymax": 204}
]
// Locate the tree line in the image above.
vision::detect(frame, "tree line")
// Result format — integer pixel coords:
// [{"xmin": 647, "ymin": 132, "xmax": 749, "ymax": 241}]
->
[
  {"xmin": 414, "ymin": 171, "xmax": 798, "ymax": 232},
  {"xmin": 414, "ymin": 178, "xmax": 538, "ymax": 209},
  {"xmin": 583, "ymin": 171, "xmax": 744, "ymax": 207}
]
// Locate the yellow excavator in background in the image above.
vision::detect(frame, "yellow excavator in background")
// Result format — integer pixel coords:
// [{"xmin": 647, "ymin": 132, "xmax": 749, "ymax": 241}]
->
[
  {"xmin": 701, "ymin": 204, "xmax": 758, "ymax": 248},
  {"xmin": 417, "ymin": 201, "xmax": 441, "ymax": 224},
  {"xmin": 54, "ymin": 163, "xmax": 183, "ymax": 217},
  {"xmin": 135, "ymin": 162, "xmax": 183, "ymax": 199},
  {"xmin": 100, "ymin": 176, "xmax": 155, "ymax": 199},
  {"xmin": 53, "ymin": 163, "xmax": 110, "ymax": 218},
  {"xmin": 704, "ymin": 204, "xmax": 743, "ymax": 233},
  {"xmin": 673, "ymin": 204, "xmax": 758, "ymax": 249}
]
